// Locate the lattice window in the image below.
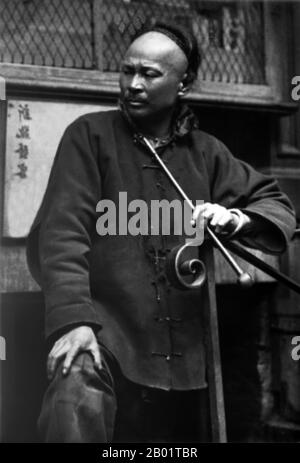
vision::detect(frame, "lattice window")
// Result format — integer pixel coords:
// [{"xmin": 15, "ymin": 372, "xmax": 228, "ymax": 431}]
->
[{"xmin": 0, "ymin": 0, "xmax": 265, "ymax": 84}]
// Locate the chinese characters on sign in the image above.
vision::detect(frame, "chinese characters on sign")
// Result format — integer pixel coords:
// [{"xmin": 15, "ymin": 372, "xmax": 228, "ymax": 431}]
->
[
  {"xmin": 13, "ymin": 103, "xmax": 32, "ymax": 179},
  {"xmin": 4, "ymin": 99, "xmax": 112, "ymax": 238}
]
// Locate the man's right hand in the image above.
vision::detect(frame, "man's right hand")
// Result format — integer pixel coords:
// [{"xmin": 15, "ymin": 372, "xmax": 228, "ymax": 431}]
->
[{"xmin": 47, "ymin": 325, "xmax": 102, "ymax": 380}]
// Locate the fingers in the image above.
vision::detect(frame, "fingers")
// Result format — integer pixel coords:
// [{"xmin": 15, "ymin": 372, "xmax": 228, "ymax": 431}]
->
[
  {"xmin": 62, "ymin": 341, "xmax": 80, "ymax": 376},
  {"xmin": 61, "ymin": 340, "xmax": 102, "ymax": 375},
  {"xmin": 47, "ymin": 339, "xmax": 68, "ymax": 380},
  {"xmin": 91, "ymin": 343, "xmax": 102, "ymax": 371},
  {"xmin": 210, "ymin": 208, "xmax": 232, "ymax": 232},
  {"xmin": 47, "ymin": 327, "xmax": 102, "ymax": 380},
  {"xmin": 191, "ymin": 204, "xmax": 204, "ymax": 227},
  {"xmin": 191, "ymin": 203, "xmax": 235, "ymax": 233}
]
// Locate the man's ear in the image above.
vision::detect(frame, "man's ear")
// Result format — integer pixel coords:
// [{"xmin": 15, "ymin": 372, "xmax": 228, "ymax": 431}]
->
[{"xmin": 178, "ymin": 73, "xmax": 191, "ymax": 96}]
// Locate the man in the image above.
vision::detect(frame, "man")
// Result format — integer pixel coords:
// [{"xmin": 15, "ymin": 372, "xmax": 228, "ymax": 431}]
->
[{"xmin": 27, "ymin": 22, "xmax": 296, "ymax": 442}]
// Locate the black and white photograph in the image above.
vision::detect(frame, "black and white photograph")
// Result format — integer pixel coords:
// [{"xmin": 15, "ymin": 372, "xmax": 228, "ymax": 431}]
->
[{"xmin": 0, "ymin": 0, "xmax": 300, "ymax": 449}]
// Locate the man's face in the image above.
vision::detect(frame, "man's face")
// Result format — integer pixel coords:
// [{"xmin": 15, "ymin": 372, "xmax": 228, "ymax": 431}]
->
[{"xmin": 119, "ymin": 32, "xmax": 188, "ymax": 122}]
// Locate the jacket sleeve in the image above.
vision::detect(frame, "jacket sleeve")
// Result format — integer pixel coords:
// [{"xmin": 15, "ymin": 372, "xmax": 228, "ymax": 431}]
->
[
  {"xmin": 205, "ymin": 137, "xmax": 297, "ymax": 254},
  {"xmin": 27, "ymin": 116, "xmax": 102, "ymax": 340}
]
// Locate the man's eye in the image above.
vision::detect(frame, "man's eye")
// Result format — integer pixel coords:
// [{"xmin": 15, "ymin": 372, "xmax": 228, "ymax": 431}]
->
[{"xmin": 144, "ymin": 71, "xmax": 159, "ymax": 78}]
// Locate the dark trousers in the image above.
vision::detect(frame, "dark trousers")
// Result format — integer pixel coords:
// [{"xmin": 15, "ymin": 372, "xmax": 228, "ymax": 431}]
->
[{"xmin": 38, "ymin": 345, "xmax": 210, "ymax": 443}]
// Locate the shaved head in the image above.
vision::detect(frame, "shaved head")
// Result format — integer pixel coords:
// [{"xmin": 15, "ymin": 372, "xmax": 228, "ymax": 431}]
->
[
  {"xmin": 125, "ymin": 31, "xmax": 188, "ymax": 79},
  {"xmin": 119, "ymin": 30, "xmax": 192, "ymax": 137}
]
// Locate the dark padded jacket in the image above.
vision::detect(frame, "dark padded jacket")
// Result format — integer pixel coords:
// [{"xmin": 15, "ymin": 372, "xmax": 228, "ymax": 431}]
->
[{"xmin": 26, "ymin": 108, "xmax": 296, "ymax": 390}]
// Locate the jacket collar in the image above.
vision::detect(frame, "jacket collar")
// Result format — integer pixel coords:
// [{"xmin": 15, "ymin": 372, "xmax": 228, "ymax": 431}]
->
[
  {"xmin": 172, "ymin": 103, "xmax": 199, "ymax": 138},
  {"xmin": 119, "ymin": 100, "xmax": 199, "ymax": 145}
]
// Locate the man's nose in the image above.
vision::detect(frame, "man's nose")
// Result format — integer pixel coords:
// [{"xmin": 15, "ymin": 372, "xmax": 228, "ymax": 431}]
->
[{"xmin": 129, "ymin": 74, "xmax": 144, "ymax": 92}]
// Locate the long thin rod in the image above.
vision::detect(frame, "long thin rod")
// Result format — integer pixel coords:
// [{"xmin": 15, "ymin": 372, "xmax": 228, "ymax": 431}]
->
[{"xmin": 143, "ymin": 137, "xmax": 245, "ymax": 277}]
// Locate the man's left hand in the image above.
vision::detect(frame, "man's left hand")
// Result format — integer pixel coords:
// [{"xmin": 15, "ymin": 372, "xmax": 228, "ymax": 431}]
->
[{"xmin": 191, "ymin": 202, "xmax": 245, "ymax": 234}]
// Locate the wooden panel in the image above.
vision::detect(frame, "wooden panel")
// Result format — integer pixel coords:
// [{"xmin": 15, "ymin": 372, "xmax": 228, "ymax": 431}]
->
[
  {"xmin": 0, "ymin": 77, "xmax": 5, "ymax": 100},
  {"xmin": 3, "ymin": 98, "xmax": 114, "ymax": 238},
  {"xmin": 214, "ymin": 247, "xmax": 278, "ymax": 285},
  {"xmin": 0, "ymin": 292, "xmax": 46, "ymax": 442},
  {"xmin": 0, "ymin": 98, "xmax": 7, "ymax": 443},
  {"xmin": 0, "ymin": 245, "xmax": 40, "ymax": 293}
]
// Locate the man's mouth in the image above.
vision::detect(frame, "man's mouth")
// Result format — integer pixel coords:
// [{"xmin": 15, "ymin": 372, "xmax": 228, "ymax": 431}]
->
[{"xmin": 125, "ymin": 98, "xmax": 147, "ymax": 107}]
